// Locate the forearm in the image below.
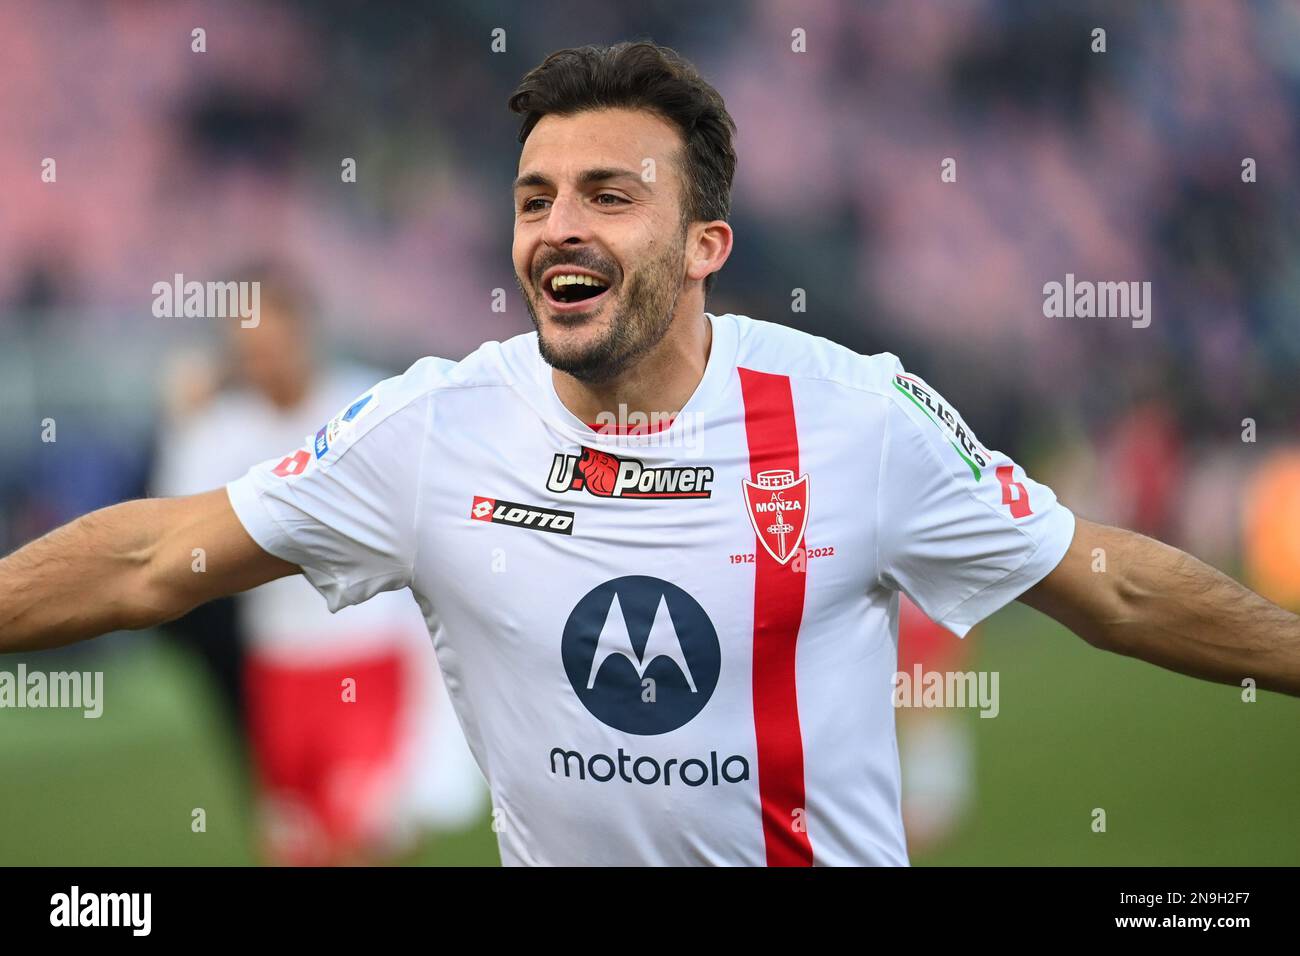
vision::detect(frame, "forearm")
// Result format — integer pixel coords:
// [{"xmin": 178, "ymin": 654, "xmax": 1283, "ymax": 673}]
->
[
  {"xmin": 1039, "ymin": 523, "xmax": 1300, "ymax": 696},
  {"xmin": 0, "ymin": 499, "xmax": 182, "ymax": 652}
]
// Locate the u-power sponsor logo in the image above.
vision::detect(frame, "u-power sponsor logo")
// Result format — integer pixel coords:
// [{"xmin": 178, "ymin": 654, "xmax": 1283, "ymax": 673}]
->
[{"xmin": 547, "ymin": 447, "xmax": 714, "ymax": 500}]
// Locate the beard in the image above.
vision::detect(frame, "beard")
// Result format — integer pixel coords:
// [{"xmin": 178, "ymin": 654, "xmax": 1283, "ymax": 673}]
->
[{"xmin": 518, "ymin": 231, "xmax": 686, "ymax": 385}]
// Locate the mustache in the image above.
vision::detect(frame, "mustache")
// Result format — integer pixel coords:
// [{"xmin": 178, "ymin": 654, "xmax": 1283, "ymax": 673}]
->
[{"xmin": 533, "ymin": 254, "xmax": 619, "ymax": 285}]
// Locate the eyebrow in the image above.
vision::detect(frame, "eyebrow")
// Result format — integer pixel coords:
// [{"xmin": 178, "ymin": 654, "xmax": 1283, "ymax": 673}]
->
[{"xmin": 512, "ymin": 167, "xmax": 645, "ymax": 192}]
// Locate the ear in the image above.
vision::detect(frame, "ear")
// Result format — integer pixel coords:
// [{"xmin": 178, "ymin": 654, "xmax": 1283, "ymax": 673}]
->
[{"xmin": 685, "ymin": 219, "xmax": 733, "ymax": 285}]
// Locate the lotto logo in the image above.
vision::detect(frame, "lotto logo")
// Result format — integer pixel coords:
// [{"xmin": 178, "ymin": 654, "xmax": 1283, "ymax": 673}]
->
[
  {"xmin": 469, "ymin": 495, "xmax": 574, "ymax": 535},
  {"xmin": 271, "ymin": 449, "xmax": 311, "ymax": 478}
]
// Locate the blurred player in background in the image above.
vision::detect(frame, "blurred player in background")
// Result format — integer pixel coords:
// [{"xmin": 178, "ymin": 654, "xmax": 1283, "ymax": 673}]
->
[
  {"xmin": 896, "ymin": 595, "xmax": 977, "ymax": 854},
  {"xmin": 151, "ymin": 264, "xmax": 485, "ymax": 865}
]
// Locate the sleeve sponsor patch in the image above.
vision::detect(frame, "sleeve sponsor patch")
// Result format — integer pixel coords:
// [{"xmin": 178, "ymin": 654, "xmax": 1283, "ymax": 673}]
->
[
  {"xmin": 314, "ymin": 391, "xmax": 378, "ymax": 460},
  {"xmin": 269, "ymin": 389, "xmax": 380, "ymax": 476},
  {"xmin": 891, "ymin": 373, "xmax": 991, "ymax": 480}
]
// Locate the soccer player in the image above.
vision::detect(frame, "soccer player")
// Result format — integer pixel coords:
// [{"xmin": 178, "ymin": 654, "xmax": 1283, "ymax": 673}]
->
[
  {"xmin": 151, "ymin": 267, "xmax": 485, "ymax": 864},
  {"xmin": 2, "ymin": 42, "xmax": 1298, "ymax": 866}
]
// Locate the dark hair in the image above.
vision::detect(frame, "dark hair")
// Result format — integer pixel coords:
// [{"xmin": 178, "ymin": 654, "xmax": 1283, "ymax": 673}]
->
[{"xmin": 509, "ymin": 41, "xmax": 737, "ymax": 293}]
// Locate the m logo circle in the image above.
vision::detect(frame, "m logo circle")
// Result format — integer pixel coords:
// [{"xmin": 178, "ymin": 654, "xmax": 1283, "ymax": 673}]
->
[{"xmin": 562, "ymin": 576, "xmax": 720, "ymax": 735}]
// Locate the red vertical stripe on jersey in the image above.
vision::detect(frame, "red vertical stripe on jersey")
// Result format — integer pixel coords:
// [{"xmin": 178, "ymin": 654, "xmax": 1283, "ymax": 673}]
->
[{"xmin": 738, "ymin": 367, "xmax": 814, "ymax": 867}]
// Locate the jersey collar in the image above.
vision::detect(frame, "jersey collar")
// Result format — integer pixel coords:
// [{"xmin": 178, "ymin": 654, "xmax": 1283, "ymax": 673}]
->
[{"xmin": 535, "ymin": 312, "xmax": 737, "ymax": 452}]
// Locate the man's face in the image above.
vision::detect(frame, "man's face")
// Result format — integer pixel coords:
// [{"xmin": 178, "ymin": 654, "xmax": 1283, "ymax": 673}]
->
[
  {"xmin": 512, "ymin": 107, "xmax": 691, "ymax": 384},
  {"xmin": 230, "ymin": 298, "xmax": 310, "ymax": 403}
]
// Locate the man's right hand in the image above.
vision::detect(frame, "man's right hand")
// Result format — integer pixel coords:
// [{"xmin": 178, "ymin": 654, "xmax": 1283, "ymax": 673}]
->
[{"xmin": 0, "ymin": 489, "xmax": 298, "ymax": 652}]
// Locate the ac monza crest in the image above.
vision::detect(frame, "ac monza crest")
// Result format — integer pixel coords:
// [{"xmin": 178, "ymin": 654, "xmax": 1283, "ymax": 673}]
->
[{"xmin": 741, "ymin": 469, "xmax": 810, "ymax": 566}]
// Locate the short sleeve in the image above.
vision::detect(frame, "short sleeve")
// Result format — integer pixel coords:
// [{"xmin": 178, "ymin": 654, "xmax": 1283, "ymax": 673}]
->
[
  {"xmin": 225, "ymin": 359, "xmax": 443, "ymax": 612},
  {"xmin": 875, "ymin": 360, "xmax": 1075, "ymax": 637}
]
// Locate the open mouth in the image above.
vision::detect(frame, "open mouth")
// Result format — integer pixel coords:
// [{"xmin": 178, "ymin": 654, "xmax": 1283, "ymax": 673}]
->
[{"xmin": 542, "ymin": 271, "xmax": 613, "ymax": 309}]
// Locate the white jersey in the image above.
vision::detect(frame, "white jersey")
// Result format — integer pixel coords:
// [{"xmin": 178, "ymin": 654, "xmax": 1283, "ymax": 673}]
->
[
  {"xmin": 154, "ymin": 364, "xmax": 431, "ymax": 660},
  {"xmin": 226, "ymin": 312, "xmax": 1075, "ymax": 866}
]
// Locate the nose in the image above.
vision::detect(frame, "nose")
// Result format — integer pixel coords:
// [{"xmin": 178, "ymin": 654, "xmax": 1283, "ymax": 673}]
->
[{"xmin": 539, "ymin": 190, "xmax": 593, "ymax": 251}]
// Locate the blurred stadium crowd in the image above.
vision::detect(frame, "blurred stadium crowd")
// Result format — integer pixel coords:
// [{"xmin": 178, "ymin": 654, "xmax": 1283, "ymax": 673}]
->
[
  {"xmin": 3, "ymin": 0, "xmax": 1299, "ymax": 596},
  {"xmin": 1, "ymin": 0, "xmax": 1299, "ymax": 863}
]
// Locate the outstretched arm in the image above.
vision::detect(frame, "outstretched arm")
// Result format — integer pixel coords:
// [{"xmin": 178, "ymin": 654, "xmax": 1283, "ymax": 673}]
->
[
  {"xmin": 1019, "ymin": 517, "xmax": 1300, "ymax": 696},
  {"xmin": 0, "ymin": 489, "xmax": 298, "ymax": 653}
]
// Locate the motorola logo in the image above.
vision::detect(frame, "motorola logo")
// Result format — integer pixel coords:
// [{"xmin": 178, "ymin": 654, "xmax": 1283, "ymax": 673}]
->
[{"xmin": 561, "ymin": 576, "xmax": 720, "ymax": 735}]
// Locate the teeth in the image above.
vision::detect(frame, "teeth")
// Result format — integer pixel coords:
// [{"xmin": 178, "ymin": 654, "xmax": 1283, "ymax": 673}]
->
[{"xmin": 550, "ymin": 273, "xmax": 609, "ymax": 292}]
